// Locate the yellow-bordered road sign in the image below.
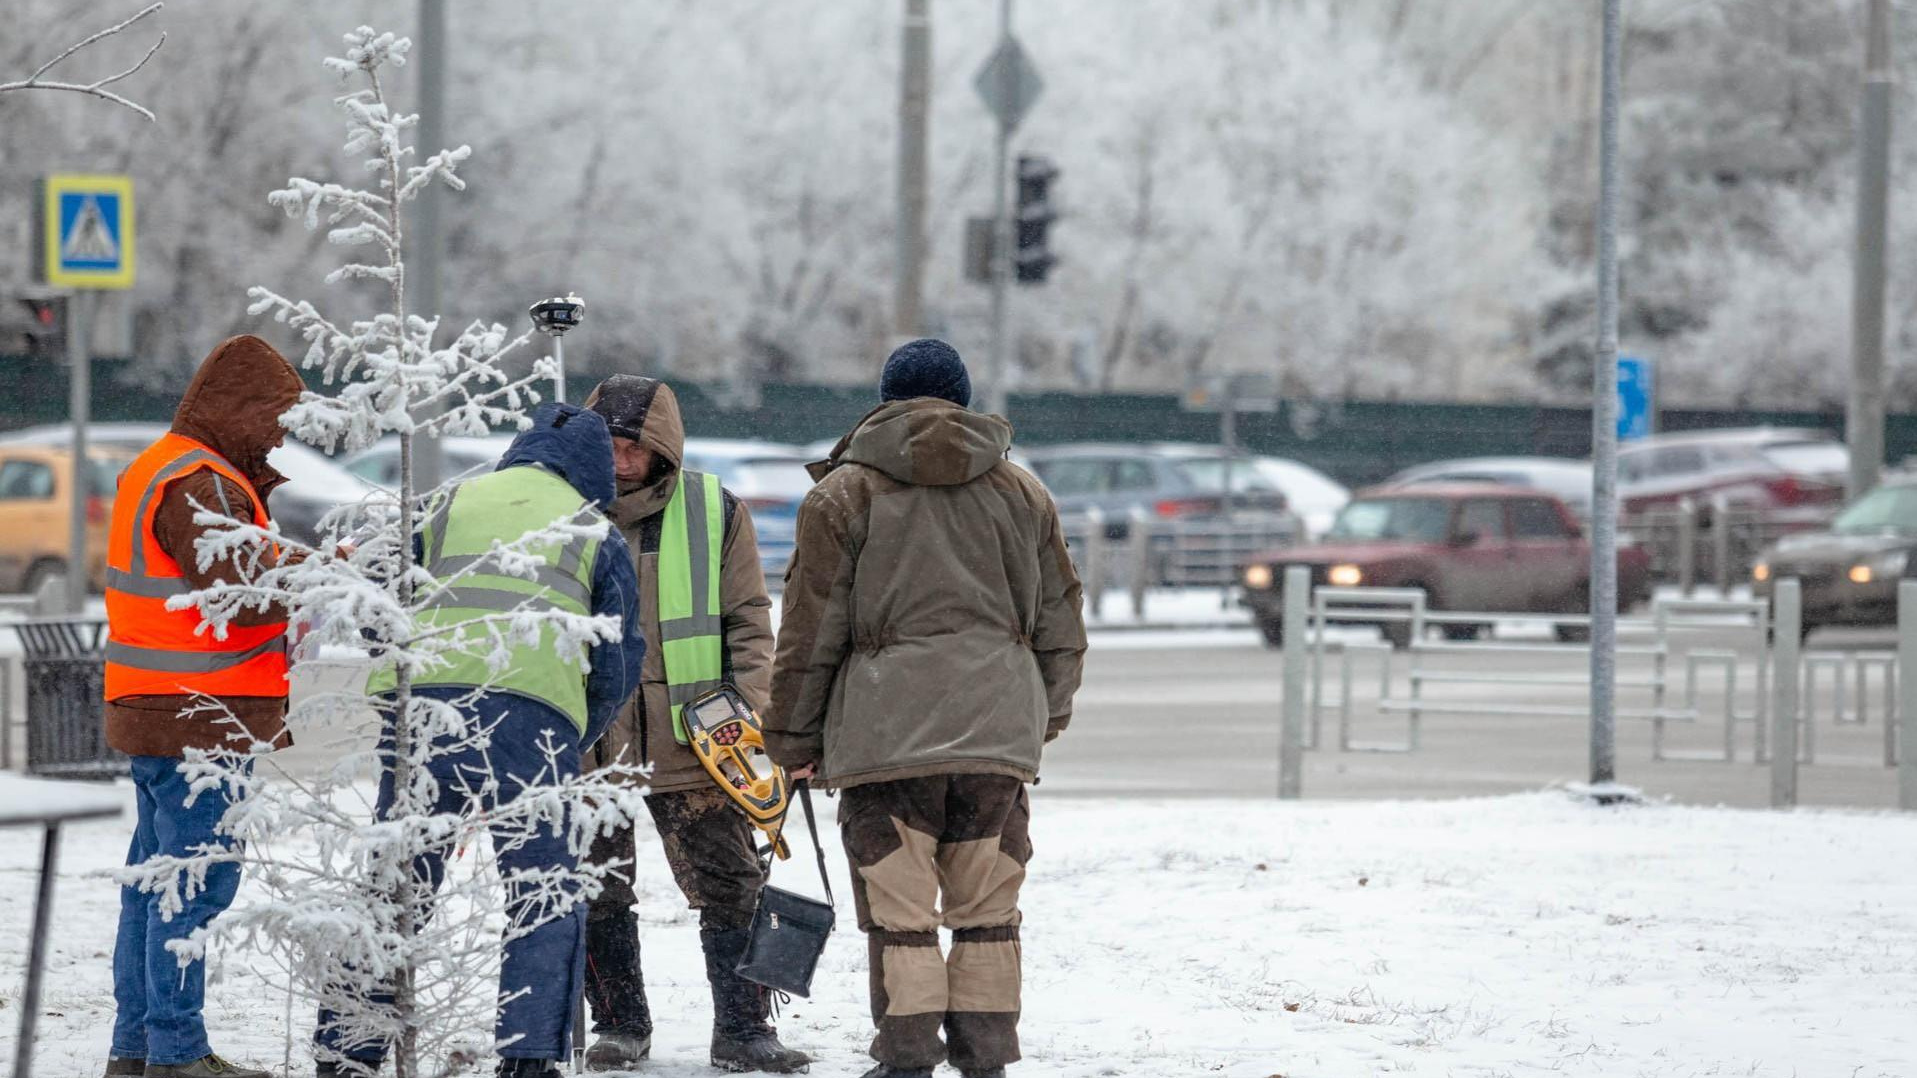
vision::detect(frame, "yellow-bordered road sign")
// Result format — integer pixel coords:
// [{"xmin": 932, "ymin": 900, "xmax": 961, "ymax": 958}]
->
[{"xmin": 40, "ymin": 174, "xmax": 135, "ymax": 289}]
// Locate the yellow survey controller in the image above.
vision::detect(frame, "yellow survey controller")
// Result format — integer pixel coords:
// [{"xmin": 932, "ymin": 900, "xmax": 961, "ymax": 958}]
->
[{"xmin": 683, "ymin": 685, "xmax": 792, "ymax": 861}]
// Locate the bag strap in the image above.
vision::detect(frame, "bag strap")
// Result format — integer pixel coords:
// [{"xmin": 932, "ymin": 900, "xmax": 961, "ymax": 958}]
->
[{"xmin": 794, "ymin": 781, "xmax": 834, "ymax": 906}]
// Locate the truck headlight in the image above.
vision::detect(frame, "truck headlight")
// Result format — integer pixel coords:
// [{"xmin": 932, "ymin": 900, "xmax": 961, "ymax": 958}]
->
[
  {"xmin": 1851, "ymin": 551, "xmax": 1908, "ymax": 585},
  {"xmin": 1244, "ymin": 564, "xmax": 1273, "ymax": 590},
  {"xmin": 1328, "ymin": 564, "xmax": 1364, "ymax": 587},
  {"xmin": 1752, "ymin": 563, "xmax": 1770, "ymax": 583}
]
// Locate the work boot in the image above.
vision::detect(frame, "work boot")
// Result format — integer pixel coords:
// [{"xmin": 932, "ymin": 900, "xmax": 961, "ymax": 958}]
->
[
  {"xmin": 584, "ymin": 911, "xmax": 654, "ymax": 1044},
  {"xmin": 142, "ymin": 1055, "xmax": 271, "ymax": 1078},
  {"xmin": 582, "ymin": 1031, "xmax": 651, "ymax": 1072},
  {"xmin": 106, "ymin": 1060, "xmax": 145, "ymax": 1077},
  {"xmin": 495, "ymin": 1060, "xmax": 561, "ymax": 1078},
  {"xmin": 857, "ymin": 1066, "xmax": 933, "ymax": 1078},
  {"xmin": 961, "ymin": 1069, "xmax": 1008, "ymax": 1078},
  {"xmin": 701, "ymin": 927, "xmax": 813, "ymax": 1074}
]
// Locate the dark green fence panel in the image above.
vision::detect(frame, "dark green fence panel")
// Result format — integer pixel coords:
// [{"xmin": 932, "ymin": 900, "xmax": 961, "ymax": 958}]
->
[{"xmin": 0, "ymin": 354, "xmax": 1901, "ymax": 488}]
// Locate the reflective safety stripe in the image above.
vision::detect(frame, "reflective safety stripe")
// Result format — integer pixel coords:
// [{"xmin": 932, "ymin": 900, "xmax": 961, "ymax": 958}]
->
[
  {"xmin": 683, "ymin": 473, "xmax": 716, "ymax": 616},
  {"xmin": 659, "ymin": 613, "xmax": 724, "ymax": 642},
  {"xmin": 422, "ymin": 586, "xmax": 565, "ymax": 613},
  {"xmin": 667, "ymin": 678, "xmax": 726, "ymax": 707},
  {"xmin": 106, "ymin": 635, "xmax": 285, "ymax": 673},
  {"xmin": 124, "ymin": 449, "xmax": 220, "ymax": 580},
  {"xmin": 428, "ymin": 555, "xmax": 592, "ymax": 606},
  {"xmin": 104, "ymin": 566, "xmax": 190, "ymax": 598}
]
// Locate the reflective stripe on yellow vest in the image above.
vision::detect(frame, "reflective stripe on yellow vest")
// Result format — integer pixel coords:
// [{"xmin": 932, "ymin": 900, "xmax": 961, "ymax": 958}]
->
[
  {"xmin": 369, "ymin": 464, "xmax": 604, "ymax": 734},
  {"xmin": 658, "ymin": 470, "xmax": 725, "ymax": 743}
]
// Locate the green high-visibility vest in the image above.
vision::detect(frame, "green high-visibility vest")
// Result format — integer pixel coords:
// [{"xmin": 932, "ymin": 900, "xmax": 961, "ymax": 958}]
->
[
  {"xmin": 369, "ymin": 464, "xmax": 605, "ymax": 734},
  {"xmin": 658, "ymin": 469, "xmax": 725, "ymax": 743}
]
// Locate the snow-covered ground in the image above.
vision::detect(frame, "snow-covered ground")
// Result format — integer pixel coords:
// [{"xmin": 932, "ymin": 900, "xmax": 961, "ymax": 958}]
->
[{"xmin": 2, "ymin": 789, "xmax": 1911, "ymax": 1077}]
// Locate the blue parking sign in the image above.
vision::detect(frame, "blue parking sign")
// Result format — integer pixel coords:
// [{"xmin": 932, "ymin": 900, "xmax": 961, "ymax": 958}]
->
[{"xmin": 1617, "ymin": 355, "xmax": 1653, "ymax": 441}]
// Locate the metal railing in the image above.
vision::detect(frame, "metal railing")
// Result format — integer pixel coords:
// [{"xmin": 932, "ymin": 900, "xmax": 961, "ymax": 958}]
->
[
  {"xmin": 1273, "ymin": 567, "xmax": 1917, "ymax": 810},
  {"xmin": 1064, "ymin": 507, "xmax": 1296, "ymax": 617},
  {"xmin": 1622, "ymin": 497, "xmax": 1830, "ymax": 593}
]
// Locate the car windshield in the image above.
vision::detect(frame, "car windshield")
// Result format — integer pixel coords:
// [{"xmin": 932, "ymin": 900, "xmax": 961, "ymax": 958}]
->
[
  {"xmin": 1762, "ymin": 441, "xmax": 1848, "ymax": 476},
  {"xmin": 1171, "ymin": 458, "xmax": 1278, "ymax": 493},
  {"xmin": 1325, "ymin": 497, "xmax": 1451, "ymax": 543},
  {"xmin": 1830, "ymin": 485, "xmax": 1917, "ymax": 535}
]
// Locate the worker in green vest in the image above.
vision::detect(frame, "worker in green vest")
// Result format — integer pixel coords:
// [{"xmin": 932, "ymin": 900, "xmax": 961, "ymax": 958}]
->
[
  {"xmin": 578, "ymin": 375, "xmax": 809, "ymax": 1074},
  {"xmin": 318, "ymin": 402, "xmax": 646, "ymax": 1078}
]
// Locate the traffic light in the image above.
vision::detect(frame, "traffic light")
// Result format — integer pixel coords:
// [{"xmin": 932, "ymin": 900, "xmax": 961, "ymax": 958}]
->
[
  {"xmin": 6, "ymin": 296, "xmax": 67, "ymax": 356},
  {"xmin": 1014, "ymin": 154, "xmax": 1059, "ymax": 284}
]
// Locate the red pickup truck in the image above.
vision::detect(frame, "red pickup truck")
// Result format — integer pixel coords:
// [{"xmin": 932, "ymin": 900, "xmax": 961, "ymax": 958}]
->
[{"xmin": 1239, "ymin": 483, "xmax": 1652, "ymax": 647}]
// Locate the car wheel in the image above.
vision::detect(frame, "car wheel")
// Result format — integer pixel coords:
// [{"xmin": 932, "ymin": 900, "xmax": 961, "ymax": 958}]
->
[
  {"xmin": 1556, "ymin": 584, "xmax": 1591, "ymax": 643},
  {"xmin": 1257, "ymin": 617, "xmax": 1285, "ymax": 649},
  {"xmin": 1381, "ymin": 620, "xmax": 1414, "ymax": 650},
  {"xmin": 22, "ymin": 557, "xmax": 67, "ymax": 597},
  {"xmin": 1441, "ymin": 623, "xmax": 1482, "ymax": 642}
]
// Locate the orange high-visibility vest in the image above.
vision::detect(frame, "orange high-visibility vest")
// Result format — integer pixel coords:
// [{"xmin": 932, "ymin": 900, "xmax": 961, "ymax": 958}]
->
[{"xmin": 104, "ymin": 432, "xmax": 289, "ymax": 701}]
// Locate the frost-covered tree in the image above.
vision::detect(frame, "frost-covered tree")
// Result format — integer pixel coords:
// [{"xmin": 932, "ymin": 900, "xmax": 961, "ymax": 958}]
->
[
  {"xmin": 0, "ymin": 2, "xmax": 164, "ymax": 119},
  {"xmin": 122, "ymin": 27, "xmax": 642, "ymax": 1078}
]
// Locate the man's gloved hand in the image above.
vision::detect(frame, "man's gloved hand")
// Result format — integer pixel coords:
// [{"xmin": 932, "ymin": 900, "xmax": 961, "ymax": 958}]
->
[{"xmin": 787, "ymin": 763, "xmax": 818, "ymax": 781}]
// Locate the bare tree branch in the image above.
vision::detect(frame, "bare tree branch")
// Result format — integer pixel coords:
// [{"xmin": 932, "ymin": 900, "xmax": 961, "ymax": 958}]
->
[{"xmin": 0, "ymin": 3, "xmax": 166, "ymax": 122}]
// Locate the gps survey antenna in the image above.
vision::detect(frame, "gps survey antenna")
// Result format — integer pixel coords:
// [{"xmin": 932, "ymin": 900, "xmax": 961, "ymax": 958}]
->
[
  {"xmin": 528, "ymin": 293, "xmax": 584, "ymax": 403},
  {"xmin": 683, "ymin": 685, "xmax": 793, "ymax": 861}
]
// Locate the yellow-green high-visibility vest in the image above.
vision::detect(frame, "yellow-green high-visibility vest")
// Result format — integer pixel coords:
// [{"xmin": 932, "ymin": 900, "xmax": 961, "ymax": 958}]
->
[
  {"xmin": 369, "ymin": 464, "xmax": 605, "ymax": 734},
  {"xmin": 658, "ymin": 469, "xmax": 725, "ymax": 743}
]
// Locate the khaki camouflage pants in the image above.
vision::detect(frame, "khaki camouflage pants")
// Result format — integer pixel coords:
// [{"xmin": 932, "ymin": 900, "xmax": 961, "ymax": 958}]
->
[{"xmin": 840, "ymin": 774, "xmax": 1030, "ymax": 1071}]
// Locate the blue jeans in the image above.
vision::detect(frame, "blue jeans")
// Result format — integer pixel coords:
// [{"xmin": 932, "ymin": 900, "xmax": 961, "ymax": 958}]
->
[
  {"xmin": 318, "ymin": 693, "xmax": 587, "ymax": 1065},
  {"xmin": 110, "ymin": 755, "xmax": 247, "ymax": 1065}
]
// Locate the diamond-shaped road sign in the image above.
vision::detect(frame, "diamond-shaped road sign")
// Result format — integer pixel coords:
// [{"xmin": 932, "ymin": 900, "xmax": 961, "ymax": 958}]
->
[{"xmin": 974, "ymin": 38, "xmax": 1043, "ymax": 131}]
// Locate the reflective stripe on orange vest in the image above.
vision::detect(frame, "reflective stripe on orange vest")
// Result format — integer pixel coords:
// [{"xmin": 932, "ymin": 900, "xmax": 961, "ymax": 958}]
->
[{"xmin": 104, "ymin": 432, "xmax": 289, "ymax": 702}]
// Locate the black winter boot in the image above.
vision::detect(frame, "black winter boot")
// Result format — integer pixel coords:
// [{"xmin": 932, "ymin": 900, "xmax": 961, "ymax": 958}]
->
[
  {"xmin": 584, "ymin": 911, "xmax": 653, "ymax": 1040},
  {"xmin": 700, "ymin": 927, "xmax": 813, "ymax": 1074},
  {"xmin": 495, "ymin": 1059, "xmax": 561, "ymax": 1078},
  {"xmin": 857, "ymin": 1066, "xmax": 933, "ymax": 1078},
  {"xmin": 960, "ymin": 1069, "xmax": 1008, "ymax": 1078}
]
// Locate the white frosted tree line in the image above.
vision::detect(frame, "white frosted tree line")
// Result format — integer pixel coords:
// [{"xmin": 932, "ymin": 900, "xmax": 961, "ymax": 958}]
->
[
  {"xmin": 5, "ymin": 0, "xmax": 1913, "ymax": 407},
  {"xmin": 121, "ymin": 27, "xmax": 644, "ymax": 1078}
]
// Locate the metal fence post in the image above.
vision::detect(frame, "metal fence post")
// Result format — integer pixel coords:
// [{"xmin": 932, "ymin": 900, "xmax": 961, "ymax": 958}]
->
[
  {"xmin": 1278, "ymin": 565, "xmax": 1308, "ymax": 800},
  {"xmin": 1771, "ymin": 578, "xmax": 1801, "ymax": 808},
  {"xmin": 1081, "ymin": 507, "xmax": 1107, "ymax": 619},
  {"xmin": 1677, "ymin": 498, "xmax": 1697, "ymax": 598},
  {"xmin": 1900, "ymin": 580, "xmax": 1917, "ymax": 809},
  {"xmin": 1711, "ymin": 494, "xmax": 1732, "ymax": 594},
  {"xmin": 1128, "ymin": 508, "xmax": 1152, "ymax": 619}
]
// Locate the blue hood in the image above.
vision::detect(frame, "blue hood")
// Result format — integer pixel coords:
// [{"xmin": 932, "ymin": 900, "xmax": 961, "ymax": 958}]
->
[{"xmin": 497, "ymin": 403, "xmax": 617, "ymax": 509}]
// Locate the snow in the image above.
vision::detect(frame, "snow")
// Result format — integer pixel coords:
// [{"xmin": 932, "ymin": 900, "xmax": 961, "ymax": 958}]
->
[
  {"xmin": 3, "ymin": 788, "xmax": 1912, "ymax": 1077},
  {"xmin": 0, "ymin": 773, "xmax": 123, "ymax": 827}
]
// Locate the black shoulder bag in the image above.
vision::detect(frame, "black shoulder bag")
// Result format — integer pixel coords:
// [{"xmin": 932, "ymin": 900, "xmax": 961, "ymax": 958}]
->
[{"xmin": 735, "ymin": 781, "xmax": 836, "ymax": 997}]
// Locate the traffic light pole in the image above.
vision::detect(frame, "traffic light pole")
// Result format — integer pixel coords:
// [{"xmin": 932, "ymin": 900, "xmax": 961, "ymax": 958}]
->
[
  {"xmin": 66, "ymin": 290, "xmax": 90, "ymax": 613},
  {"xmin": 983, "ymin": 0, "xmax": 1013, "ymax": 418}
]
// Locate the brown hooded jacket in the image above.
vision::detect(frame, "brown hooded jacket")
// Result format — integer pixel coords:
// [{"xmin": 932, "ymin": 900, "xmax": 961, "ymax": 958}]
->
[
  {"xmin": 583, "ymin": 376, "xmax": 776, "ymax": 794},
  {"xmin": 104, "ymin": 334, "xmax": 306, "ymax": 757},
  {"xmin": 764, "ymin": 397, "xmax": 1087, "ymax": 789}
]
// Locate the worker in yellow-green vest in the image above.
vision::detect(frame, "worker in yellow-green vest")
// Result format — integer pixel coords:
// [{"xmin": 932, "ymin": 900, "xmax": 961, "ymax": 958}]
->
[
  {"xmin": 317, "ymin": 403, "xmax": 645, "ymax": 1078},
  {"xmin": 577, "ymin": 375, "xmax": 809, "ymax": 1074}
]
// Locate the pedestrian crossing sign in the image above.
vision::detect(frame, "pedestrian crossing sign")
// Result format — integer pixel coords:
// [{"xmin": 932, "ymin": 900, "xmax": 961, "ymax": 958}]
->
[{"xmin": 40, "ymin": 174, "xmax": 135, "ymax": 289}]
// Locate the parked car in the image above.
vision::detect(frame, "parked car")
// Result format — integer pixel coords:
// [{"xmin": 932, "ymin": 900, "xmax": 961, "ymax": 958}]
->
[
  {"xmin": 1024, "ymin": 443, "xmax": 1296, "ymax": 537},
  {"xmin": 340, "ymin": 435, "xmax": 513, "ymax": 489},
  {"xmin": 0, "ymin": 423, "xmax": 380, "ymax": 545},
  {"xmin": 1750, "ymin": 474, "xmax": 1917, "ymax": 633},
  {"xmin": 1617, "ymin": 428, "xmax": 1846, "ymax": 521},
  {"xmin": 1387, "ymin": 456, "xmax": 1592, "ymax": 519},
  {"xmin": 681, "ymin": 439, "xmax": 813, "ymax": 583},
  {"xmin": 1239, "ymin": 483, "xmax": 1653, "ymax": 648},
  {"xmin": 1249, "ymin": 457, "xmax": 1349, "ymax": 539},
  {"xmin": 0, "ymin": 444, "xmax": 136, "ymax": 593}
]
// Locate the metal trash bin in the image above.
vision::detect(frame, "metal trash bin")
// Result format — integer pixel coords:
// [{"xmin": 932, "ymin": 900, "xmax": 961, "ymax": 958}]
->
[{"xmin": 12, "ymin": 618, "xmax": 121, "ymax": 780}]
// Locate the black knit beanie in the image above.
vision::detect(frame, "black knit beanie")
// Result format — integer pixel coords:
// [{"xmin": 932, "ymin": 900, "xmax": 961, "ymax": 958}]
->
[{"xmin": 879, "ymin": 338, "xmax": 971, "ymax": 408}]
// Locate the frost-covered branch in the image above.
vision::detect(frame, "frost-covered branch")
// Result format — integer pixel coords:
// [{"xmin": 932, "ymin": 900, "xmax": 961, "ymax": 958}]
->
[{"xmin": 0, "ymin": 3, "xmax": 166, "ymax": 121}]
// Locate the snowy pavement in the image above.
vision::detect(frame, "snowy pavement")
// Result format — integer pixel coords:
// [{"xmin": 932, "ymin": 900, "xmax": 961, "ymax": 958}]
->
[{"xmin": 2, "ymin": 788, "xmax": 1912, "ymax": 1077}]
